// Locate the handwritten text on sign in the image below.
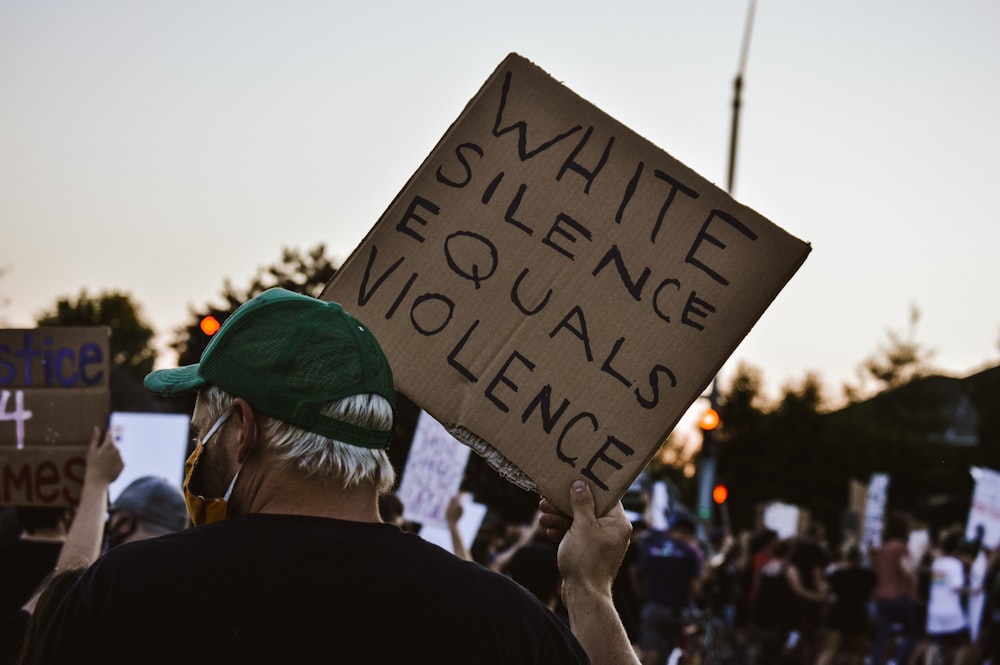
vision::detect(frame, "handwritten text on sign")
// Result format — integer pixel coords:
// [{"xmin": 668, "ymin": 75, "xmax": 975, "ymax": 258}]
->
[
  {"xmin": 323, "ymin": 54, "xmax": 810, "ymax": 516},
  {"xmin": 397, "ymin": 411, "xmax": 471, "ymax": 528},
  {"xmin": 0, "ymin": 328, "xmax": 110, "ymax": 506}
]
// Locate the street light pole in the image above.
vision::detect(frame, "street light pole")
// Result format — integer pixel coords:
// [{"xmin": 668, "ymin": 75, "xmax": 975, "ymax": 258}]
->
[
  {"xmin": 727, "ymin": 0, "xmax": 757, "ymax": 196},
  {"xmin": 697, "ymin": 0, "xmax": 757, "ymax": 527}
]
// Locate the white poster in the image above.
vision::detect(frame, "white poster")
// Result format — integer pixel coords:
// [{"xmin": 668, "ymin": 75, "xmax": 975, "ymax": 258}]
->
[
  {"xmin": 967, "ymin": 466, "xmax": 1000, "ymax": 549},
  {"xmin": 107, "ymin": 412, "xmax": 190, "ymax": 503},
  {"xmin": 417, "ymin": 493, "xmax": 489, "ymax": 556},
  {"xmin": 397, "ymin": 410, "xmax": 471, "ymax": 528},
  {"xmin": 763, "ymin": 501, "xmax": 800, "ymax": 539},
  {"xmin": 862, "ymin": 473, "xmax": 890, "ymax": 549},
  {"xmin": 649, "ymin": 481, "xmax": 669, "ymax": 530}
]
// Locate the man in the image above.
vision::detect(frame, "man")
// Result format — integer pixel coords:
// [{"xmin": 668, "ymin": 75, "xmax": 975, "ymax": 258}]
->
[
  {"xmin": 105, "ymin": 476, "xmax": 189, "ymax": 548},
  {"xmin": 789, "ymin": 522, "xmax": 831, "ymax": 664},
  {"xmin": 635, "ymin": 510, "xmax": 704, "ymax": 665},
  {"xmin": 869, "ymin": 513, "xmax": 918, "ymax": 665},
  {"xmin": 29, "ymin": 288, "xmax": 636, "ymax": 665}
]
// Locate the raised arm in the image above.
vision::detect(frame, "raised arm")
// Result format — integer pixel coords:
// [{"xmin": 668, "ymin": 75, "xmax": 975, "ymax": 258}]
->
[
  {"xmin": 23, "ymin": 427, "xmax": 122, "ymax": 614},
  {"xmin": 445, "ymin": 495, "xmax": 472, "ymax": 562},
  {"xmin": 56, "ymin": 427, "xmax": 123, "ymax": 570},
  {"xmin": 540, "ymin": 480, "xmax": 640, "ymax": 665}
]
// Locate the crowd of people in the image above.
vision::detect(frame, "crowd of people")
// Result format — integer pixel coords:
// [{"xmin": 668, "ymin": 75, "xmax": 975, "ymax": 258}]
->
[
  {"xmin": 2, "ymin": 287, "xmax": 997, "ymax": 665},
  {"xmin": 566, "ymin": 506, "xmax": 1000, "ymax": 665}
]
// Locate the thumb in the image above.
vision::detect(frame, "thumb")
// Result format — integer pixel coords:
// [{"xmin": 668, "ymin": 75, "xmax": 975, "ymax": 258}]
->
[{"xmin": 568, "ymin": 480, "xmax": 597, "ymax": 524}]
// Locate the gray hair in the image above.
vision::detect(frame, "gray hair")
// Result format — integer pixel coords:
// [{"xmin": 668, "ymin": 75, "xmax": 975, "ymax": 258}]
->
[{"xmin": 200, "ymin": 385, "xmax": 396, "ymax": 494}]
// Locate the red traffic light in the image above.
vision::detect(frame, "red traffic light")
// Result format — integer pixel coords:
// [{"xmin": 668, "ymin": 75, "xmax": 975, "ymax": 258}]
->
[
  {"xmin": 199, "ymin": 315, "xmax": 221, "ymax": 336},
  {"xmin": 712, "ymin": 484, "xmax": 729, "ymax": 504},
  {"xmin": 698, "ymin": 407, "xmax": 720, "ymax": 431}
]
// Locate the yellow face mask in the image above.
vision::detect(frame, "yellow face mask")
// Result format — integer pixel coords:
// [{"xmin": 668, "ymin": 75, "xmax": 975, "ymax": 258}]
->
[{"xmin": 183, "ymin": 409, "xmax": 235, "ymax": 526}]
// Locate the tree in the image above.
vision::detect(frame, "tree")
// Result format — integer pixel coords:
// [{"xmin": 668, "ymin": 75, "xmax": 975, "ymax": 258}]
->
[
  {"xmin": 36, "ymin": 290, "xmax": 157, "ymax": 384},
  {"xmin": 847, "ymin": 304, "xmax": 935, "ymax": 401}
]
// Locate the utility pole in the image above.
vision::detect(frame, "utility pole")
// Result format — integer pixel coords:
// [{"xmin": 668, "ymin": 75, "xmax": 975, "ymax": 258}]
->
[
  {"xmin": 696, "ymin": 0, "xmax": 757, "ymax": 527},
  {"xmin": 728, "ymin": 0, "xmax": 757, "ymax": 195}
]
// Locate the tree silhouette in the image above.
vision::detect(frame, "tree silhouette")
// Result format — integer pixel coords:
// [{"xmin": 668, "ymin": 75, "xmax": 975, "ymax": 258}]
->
[
  {"xmin": 35, "ymin": 289, "xmax": 157, "ymax": 384},
  {"xmin": 847, "ymin": 304, "xmax": 936, "ymax": 401}
]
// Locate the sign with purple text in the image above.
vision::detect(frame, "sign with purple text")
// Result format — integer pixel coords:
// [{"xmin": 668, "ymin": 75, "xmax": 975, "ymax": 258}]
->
[{"xmin": 0, "ymin": 328, "xmax": 110, "ymax": 507}]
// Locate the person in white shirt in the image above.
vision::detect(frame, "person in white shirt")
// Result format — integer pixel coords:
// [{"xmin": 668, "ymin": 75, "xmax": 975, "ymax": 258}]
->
[{"xmin": 926, "ymin": 529, "xmax": 972, "ymax": 663}]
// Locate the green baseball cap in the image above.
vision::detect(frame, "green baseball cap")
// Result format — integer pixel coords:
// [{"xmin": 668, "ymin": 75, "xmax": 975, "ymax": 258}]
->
[{"xmin": 144, "ymin": 288, "xmax": 396, "ymax": 449}]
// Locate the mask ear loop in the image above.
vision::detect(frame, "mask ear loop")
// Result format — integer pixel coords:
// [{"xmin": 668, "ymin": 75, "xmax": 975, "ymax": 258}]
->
[
  {"xmin": 211, "ymin": 407, "xmax": 246, "ymax": 502},
  {"xmin": 199, "ymin": 408, "xmax": 236, "ymax": 500},
  {"xmin": 202, "ymin": 409, "xmax": 233, "ymax": 445}
]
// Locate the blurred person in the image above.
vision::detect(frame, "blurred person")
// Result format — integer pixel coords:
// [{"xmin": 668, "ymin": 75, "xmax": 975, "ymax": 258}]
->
[
  {"xmin": 444, "ymin": 494, "xmax": 472, "ymax": 562},
  {"xmin": 377, "ymin": 491, "xmax": 405, "ymax": 528},
  {"xmin": 870, "ymin": 512, "xmax": 920, "ymax": 665},
  {"xmin": 961, "ymin": 529, "xmax": 988, "ymax": 645},
  {"xmin": 0, "ymin": 508, "xmax": 68, "ymax": 620},
  {"xmin": 2, "ymin": 427, "xmax": 123, "ymax": 665},
  {"xmin": 978, "ymin": 545, "xmax": 1000, "ymax": 664},
  {"xmin": 14, "ymin": 569, "xmax": 87, "ymax": 665},
  {"xmin": 748, "ymin": 527, "xmax": 780, "ymax": 607},
  {"xmin": 612, "ymin": 517, "xmax": 648, "ymax": 651},
  {"xmin": 750, "ymin": 538, "xmax": 824, "ymax": 665},
  {"xmin": 816, "ymin": 541, "xmax": 876, "ymax": 665},
  {"xmin": 789, "ymin": 521, "xmax": 831, "ymax": 664},
  {"xmin": 104, "ymin": 476, "xmax": 188, "ymax": 549},
  {"xmin": 925, "ymin": 528, "xmax": 973, "ymax": 665},
  {"xmin": 499, "ymin": 515, "xmax": 561, "ymax": 611},
  {"xmin": 27, "ymin": 289, "xmax": 634, "ymax": 665},
  {"xmin": 634, "ymin": 510, "xmax": 704, "ymax": 665}
]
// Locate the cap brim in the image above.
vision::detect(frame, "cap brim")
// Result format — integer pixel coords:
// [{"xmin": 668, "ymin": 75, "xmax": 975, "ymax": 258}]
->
[{"xmin": 144, "ymin": 364, "xmax": 207, "ymax": 397}]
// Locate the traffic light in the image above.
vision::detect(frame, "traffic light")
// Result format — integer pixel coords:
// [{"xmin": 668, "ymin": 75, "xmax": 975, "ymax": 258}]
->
[
  {"xmin": 712, "ymin": 483, "xmax": 729, "ymax": 504},
  {"xmin": 698, "ymin": 406, "xmax": 720, "ymax": 432},
  {"xmin": 199, "ymin": 315, "xmax": 221, "ymax": 336}
]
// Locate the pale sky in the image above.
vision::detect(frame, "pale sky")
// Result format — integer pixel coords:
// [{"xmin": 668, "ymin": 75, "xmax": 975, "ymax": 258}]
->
[{"xmin": 2, "ymin": 0, "xmax": 998, "ymax": 406}]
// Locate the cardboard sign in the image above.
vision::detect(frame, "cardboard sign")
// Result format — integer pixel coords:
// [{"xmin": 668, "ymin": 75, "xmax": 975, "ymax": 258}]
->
[
  {"xmin": 0, "ymin": 328, "xmax": 110, "ymax": 507},
  {"xmin": 397, "ymin": 410, "xmax": 471, "ymax": 528},
  {"xmin": 322, "ymin": 53, "xmax": 811, "ymax": 516}
]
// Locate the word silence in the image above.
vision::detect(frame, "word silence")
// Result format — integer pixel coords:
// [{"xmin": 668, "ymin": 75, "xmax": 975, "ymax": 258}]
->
[{"xmin": 323, "ymin": 54, "xmax": 810, "ymax": 516}]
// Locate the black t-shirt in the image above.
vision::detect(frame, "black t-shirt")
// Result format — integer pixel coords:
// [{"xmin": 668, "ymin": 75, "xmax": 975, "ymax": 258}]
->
[
  {"xmin": 753, "ymin": 560, "xmax": 796, "ymax": 631},
  {"xmin": 501, "ymin": 535, "xmax": 560, "ymax": 606},
  {"xmin": 825, "ymin": 564, "xmax": 877, "ymax": 634},
  {"xmin": 790, "ymin": 538, "xmax": 829, "ymax": 593},
  {"xmin": 0, "ymin": 539, "xmax": 61, "ymax": 616},
  {"xmin": 28, "ymin": 514, "xmax": 588, "ymax": 665}
]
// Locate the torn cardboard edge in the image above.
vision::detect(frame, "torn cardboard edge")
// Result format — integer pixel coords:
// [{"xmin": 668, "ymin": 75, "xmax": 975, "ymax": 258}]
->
[{"xmin": 445, "ymin": 422, "xmax": 538, "ymax": 494}]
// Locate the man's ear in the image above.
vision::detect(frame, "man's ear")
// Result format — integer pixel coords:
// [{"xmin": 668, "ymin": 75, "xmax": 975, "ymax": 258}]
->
[{"xmin": 232, "ymin": 398, "xmax": 257, "ymax": 463}]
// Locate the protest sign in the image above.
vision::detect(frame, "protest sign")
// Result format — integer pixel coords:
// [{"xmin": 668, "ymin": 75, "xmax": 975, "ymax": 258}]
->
[
  {"xmin": 322, "ymin": 53, "xmax": 811, "ymax": 515},
  {"xmin": 397, "ymin": 410, "xmax": 471, "ymax": 528},
  {"xmin": 108, "ymin": 411, "xmax": 190, "ymax": 503},
  {"xmin": 763, "ymin": 501, "xmax": 801, "ymax": 539},
  {"xmin": 417, "ymin": 493, "xmax": 489, "ymax": 556},
  {"xmin": 0, "ymin": 328, "xmax": 110, "ymax": 507},
  {"xmin": 861, "ymin": 473, "xmax": 890, "ymax": 550},
  {"xmin": 967, "ymin": 466, "xmax": 1000, "ymax": 549}
]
